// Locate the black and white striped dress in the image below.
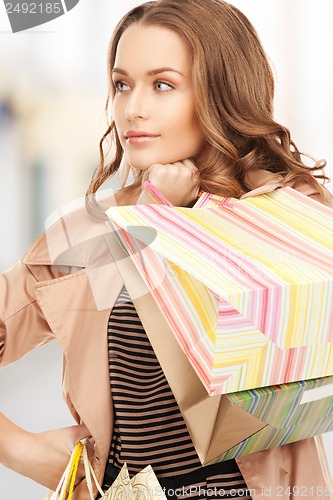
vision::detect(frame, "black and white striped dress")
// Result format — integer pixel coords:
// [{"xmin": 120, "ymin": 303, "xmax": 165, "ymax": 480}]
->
[{"xmin": 102, "ymin": 287, "xmax": 252, "ymax": 500}]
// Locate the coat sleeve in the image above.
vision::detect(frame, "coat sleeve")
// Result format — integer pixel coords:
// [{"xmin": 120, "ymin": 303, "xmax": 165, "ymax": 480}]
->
[
  {"xmin": 0, "ymin": 261, "xmax": 54, "ymax": 367},
  {"xmin": 236, "ymin": 436, "xmax": 333, "ymax": 499},
  {"xmin": 242, "ymin": 169, "xmax": 333, "ymax": 207}
]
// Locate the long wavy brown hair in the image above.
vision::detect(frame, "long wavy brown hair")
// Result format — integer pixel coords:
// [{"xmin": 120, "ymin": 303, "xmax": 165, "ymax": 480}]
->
[{"xmin": 87, "ymin": 0, "xmax": 329, "ymax": 204}]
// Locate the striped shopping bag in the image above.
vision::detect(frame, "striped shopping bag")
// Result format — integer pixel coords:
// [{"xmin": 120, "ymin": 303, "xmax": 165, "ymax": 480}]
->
[{"xmin": 106, "ymin": 187, "xmax": 333, "ymax": 395}]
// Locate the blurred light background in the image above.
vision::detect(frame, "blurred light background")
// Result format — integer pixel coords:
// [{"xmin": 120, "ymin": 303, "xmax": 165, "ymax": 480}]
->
[{"xmin": 0, "ymin": 0, "xmax": 332, "ymax": 498}]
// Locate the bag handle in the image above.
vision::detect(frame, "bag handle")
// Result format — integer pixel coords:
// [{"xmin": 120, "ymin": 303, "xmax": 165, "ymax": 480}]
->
[
  {"xmin": 48, "ymin": 441, "xmax": 105, "ymax": 500},
  {"xmin": 49, "ymin": 442, "xmax": 83, "ymax": 500},
  {"xmin": 64, "ymin": 442, "xmax": 83, "ymax": 500},
  {"xmin": 81, "ymin": 443, "xmax": 105, "ymax": 499}
]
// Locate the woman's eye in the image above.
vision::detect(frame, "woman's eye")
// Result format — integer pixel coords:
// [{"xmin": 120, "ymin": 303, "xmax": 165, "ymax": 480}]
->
[
  {"xmin": 155, "ymin": 81, "xmax": 173, "ymax": 92},
  {"xmin": 113, "ymin": 81, "xmax": 131, "ymax": 93}
]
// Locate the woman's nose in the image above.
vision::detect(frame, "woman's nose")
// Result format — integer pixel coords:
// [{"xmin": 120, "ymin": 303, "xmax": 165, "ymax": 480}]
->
[{"xmin": 125, "ymin": 88, "xmax": 149, "ymax": 121}]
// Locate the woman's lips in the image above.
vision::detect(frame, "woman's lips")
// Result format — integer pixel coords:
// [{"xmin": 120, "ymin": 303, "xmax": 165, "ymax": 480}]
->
[
  {"xmin": 125, "ymin": 131, "xmax": 160, "ymax": 145},
  {"xmin": 127, "ymin": 136, "xmax": 159, "ymax": 144}
]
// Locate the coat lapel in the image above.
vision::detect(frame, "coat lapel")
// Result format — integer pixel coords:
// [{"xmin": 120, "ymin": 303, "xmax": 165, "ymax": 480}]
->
[{"xmin": 33, "ymin": 264, "xmax": 123, "ymax": 465}]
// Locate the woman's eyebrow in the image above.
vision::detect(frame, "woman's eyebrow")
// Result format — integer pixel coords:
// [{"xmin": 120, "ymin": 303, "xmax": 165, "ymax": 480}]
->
[{"xmin": 112, "ymin": 66, "xmax": 184, "ymax": 77}]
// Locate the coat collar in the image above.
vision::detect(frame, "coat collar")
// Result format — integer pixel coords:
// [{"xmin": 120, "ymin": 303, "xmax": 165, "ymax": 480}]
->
[{"xmin": 22, "ymin": 193, "xmax": 118, "ymax": 268}]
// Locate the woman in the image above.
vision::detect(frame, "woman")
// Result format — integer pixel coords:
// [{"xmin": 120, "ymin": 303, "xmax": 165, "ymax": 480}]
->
[{"xmin": 0, "ymin": 0, "xmax": 332, "ymax": 499}]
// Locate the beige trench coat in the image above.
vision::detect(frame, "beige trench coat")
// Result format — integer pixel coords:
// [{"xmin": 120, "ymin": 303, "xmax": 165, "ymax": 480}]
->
[{"xmin": 1, "ymin": 176, "xmax": 333, "ymax": 499}]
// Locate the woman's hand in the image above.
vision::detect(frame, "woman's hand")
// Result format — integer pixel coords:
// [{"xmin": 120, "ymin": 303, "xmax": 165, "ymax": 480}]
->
[
  {"xmin": 0, "ymin": 412, "xmax": 90, "ymax": 490},
  {"xmin": 30, "ymin": 425, "xmax": 91, "ymax": 490},
  {"xmin": 140, "ymin": 159, "xmax": 200, "ymax": 207}
]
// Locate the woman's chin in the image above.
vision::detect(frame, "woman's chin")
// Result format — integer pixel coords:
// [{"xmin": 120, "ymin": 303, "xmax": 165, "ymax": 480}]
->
[
  {"xmin": 126, "ymin": 158, "xmax": 153, "ymax": 171},
  {"xmin": 128, "ymin": 158, "xmax": 184, "ymax": 171}
]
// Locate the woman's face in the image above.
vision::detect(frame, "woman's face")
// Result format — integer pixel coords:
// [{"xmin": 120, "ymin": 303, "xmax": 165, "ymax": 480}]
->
[{"xmin": 112, "ymin": 23, "xmax": 204, "ymax": 171}]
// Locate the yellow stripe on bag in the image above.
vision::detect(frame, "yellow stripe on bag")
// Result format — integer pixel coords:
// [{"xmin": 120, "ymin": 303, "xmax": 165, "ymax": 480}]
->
[{"xmin": 62, "ymin": 441, "xmax": 84, "ymax": 500}]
